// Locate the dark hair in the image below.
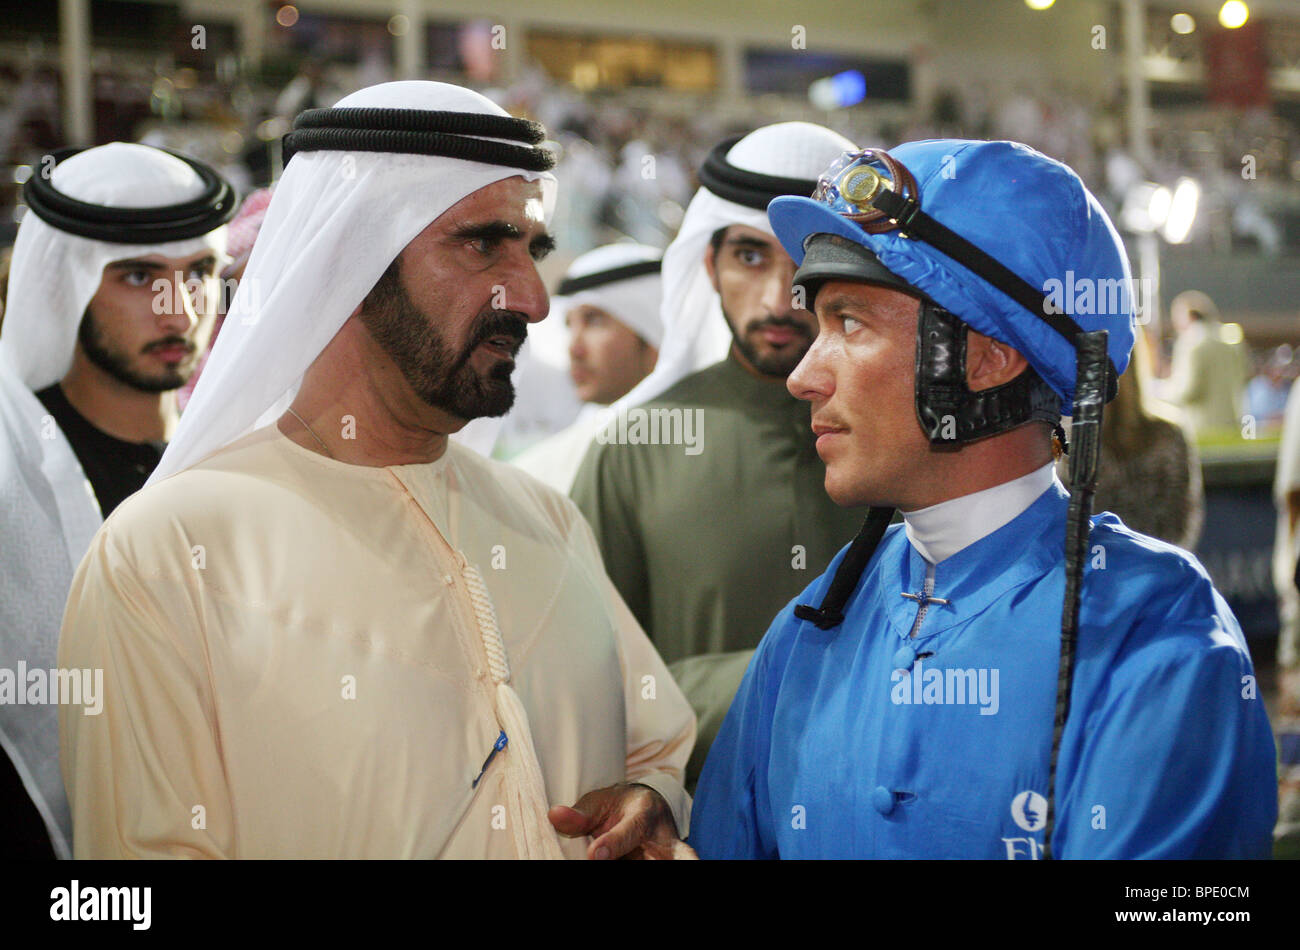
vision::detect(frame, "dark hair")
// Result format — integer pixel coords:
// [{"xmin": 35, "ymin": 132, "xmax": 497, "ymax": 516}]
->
[{"xmin": 708, "ymin": 226, "xmax": 728, "ymax": 261}]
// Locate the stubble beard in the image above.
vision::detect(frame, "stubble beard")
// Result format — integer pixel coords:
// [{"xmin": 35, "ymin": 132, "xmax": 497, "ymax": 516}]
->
[
  {"xmin": 77, "ymin": 307, "xmax": 190, "ymax": 393},
  {"xmin": 725, "ymin": 309, "xmax": 814, "ymax": 378}
]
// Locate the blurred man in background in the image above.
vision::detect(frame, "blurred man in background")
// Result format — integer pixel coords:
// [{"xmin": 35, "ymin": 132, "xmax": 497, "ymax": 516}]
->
[
  {"xmin": 514, "ymin": 242, "xmax": 661, "ymax": 491},
  {"xmin": 571, "ymin": 123, "xmax": 867, "ymax": 788},
  {"xmin": 0, "ymin": 142, "xmax": 234, "ymax": 858},
  {"xmin": 1244, "ymin": 344, "xmax": 1293, "ymax": 432},
  {"xmin": 1163, "ymin": 290, "xmax": 1250, "ymax": 437}
]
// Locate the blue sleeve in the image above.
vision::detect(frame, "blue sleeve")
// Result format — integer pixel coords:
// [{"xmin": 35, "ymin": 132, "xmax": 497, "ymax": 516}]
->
[
  {"xmin": 1057, "ymin": 588, "xmax": 1277, "ymax": 859},
  {"xmin": 687, "ymin": 632, "xmax": 779, "ymax": 859}
]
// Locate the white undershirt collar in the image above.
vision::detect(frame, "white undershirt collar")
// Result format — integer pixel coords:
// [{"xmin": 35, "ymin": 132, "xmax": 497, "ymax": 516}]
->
[{"xmin": 902, "ymin": 461, "xmax": 1058, "ymax": 565}]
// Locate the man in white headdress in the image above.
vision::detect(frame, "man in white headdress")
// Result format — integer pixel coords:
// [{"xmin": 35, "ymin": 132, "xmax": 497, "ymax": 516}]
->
[
  {"xmin": 0, "ymin": 143, "xmax": 234, "ymax": 858},
  {"xmin": 570, "ymin": 124, "xmax": 868, "ymax": 786},
  {"xmin": 513, "ymin": 242, "xmax": 662, "ymax": 492},
  {"xmin": 57, "ymin": 82, "xmax": 694, "ymax": 860}
]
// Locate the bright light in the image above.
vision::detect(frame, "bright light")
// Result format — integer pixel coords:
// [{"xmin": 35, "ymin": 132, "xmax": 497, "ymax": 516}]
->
[
  {"xmin": 1025, "ymin": 0, "xmax": 1056, "ymax": 10},
  {"xmin": 1121, "ymin": 182, "xmax": 1172, "ymax": 233},
  {"xmin": 1171, "ymin": 13, "xmax": 1196, "ymax": 34},
  {"xmin": 1162, "ymin": 177, "xmax": 1200, "ymax": 244},
  {"xmin": 276, "ymin": 5, "xmax": 299, "ymax": 28},
  {"xmin": 809, "ymin": 70, "xmax": 868, "ymax": 110},
  {"xmin": 1148, "ymin": 186, "xmax": 1173, "ymax": 227},
  {"xmin": 387, "ymin": 15, "xmax": 409, "ymax": 37},
  {"xmin": 1219, "ymin": 2, "xmax": 1249, "ymax": 29},
  {"xmin": 12, "ymin": 165, "xmax": 31, "ymax": 184}
]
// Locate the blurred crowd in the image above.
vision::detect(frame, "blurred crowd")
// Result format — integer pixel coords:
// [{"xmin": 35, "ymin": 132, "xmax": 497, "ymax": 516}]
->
[{"xmin": 3, "ymin": 29, "xmax": 1300, "ymax": 261}]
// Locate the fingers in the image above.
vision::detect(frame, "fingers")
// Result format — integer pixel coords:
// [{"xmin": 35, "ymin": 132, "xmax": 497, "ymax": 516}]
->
[
  {"xmin": 622, "ymin": 836, "xmax": 700, "ymax": 861},
  {"xmin": 547, "ymin": 803, "xmax": 596, "ymax": 837},
  {"xmin": 548, "ymin": 787, "xmax": 619, "ymax": 837},
  {"xmin": 588, "ymin": 808, "xmax": 648, "ymax": 861}
]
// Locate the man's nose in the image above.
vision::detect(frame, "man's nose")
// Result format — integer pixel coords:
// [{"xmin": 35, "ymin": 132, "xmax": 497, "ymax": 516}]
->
[
  {"xmin": 158, "ymin": 274, "xmax": 201, "ymax": 332},
  {"xmin": 787, "ymin": 332, "xmax": 833, "ymax": 403},
  {"xmin": 502, "ymin": 256, "xmax": 550, "ymax": 324}
]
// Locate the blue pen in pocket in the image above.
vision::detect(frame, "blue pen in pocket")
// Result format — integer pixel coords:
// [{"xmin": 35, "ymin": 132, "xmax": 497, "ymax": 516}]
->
[{"xmin": 472, "ymin": 730, "xmax": 508, "ymax": 789}]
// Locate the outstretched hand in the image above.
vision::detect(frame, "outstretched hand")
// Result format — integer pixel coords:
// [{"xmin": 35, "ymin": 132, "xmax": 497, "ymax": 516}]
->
[{"xmin": 548, "ymin": 783, "xmax": 698, "ymax": 860}]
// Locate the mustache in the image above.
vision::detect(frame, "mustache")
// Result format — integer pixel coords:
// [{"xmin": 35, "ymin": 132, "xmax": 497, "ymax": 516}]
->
[
  {"xmin": 467, "ymin": 311, "xmax": 529, "ymax": 355},
  {"xmin": 142, "ymin": 335, "xmax": 194, "ymax": 354},
  {"xmin": 748, "ymin": 316, "xmax": 812, "ymax": 336}
]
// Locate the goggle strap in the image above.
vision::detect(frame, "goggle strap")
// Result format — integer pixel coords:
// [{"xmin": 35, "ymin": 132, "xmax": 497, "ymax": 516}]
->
[{"xmin": 871, "ymin": 186, "xmax": 1119, "ymax": 400}]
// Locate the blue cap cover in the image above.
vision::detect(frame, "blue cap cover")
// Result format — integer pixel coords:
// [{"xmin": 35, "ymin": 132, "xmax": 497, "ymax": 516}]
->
[{"xmin": 768, "ymin": 139, "xmax": 1135, "ymax": 414}]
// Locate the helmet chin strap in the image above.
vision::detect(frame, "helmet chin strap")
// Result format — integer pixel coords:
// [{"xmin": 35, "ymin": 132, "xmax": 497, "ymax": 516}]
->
[
  {"xmin": 915, "ymin": 300, "xmax": 1062, "ymax": 446},
  {"xmin": 794, "ymin": 506, "xmax": 895, "ymax": 630}
]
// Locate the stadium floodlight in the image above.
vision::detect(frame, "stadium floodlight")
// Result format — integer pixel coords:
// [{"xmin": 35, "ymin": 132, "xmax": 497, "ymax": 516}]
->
[
  {"xmin": 1219, "ymin": 2, "xmax": 1249, "ymax": 29},
  {"xmin": 1161, "ymin": 177, "xmax": 1201, "ymax": 244},
  {"xmin": 1121, "ymin": 181, "xmax": 1172, "ymax": 234}
]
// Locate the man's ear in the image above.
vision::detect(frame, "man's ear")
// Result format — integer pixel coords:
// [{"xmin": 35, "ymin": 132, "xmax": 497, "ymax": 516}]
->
[{"xmin": 966, "ymin": 329, "xmax": 1030, "ymax": 392}]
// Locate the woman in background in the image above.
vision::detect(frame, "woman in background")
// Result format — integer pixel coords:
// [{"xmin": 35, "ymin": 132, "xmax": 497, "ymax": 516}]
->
[{"xmin": 1058, "ymin": 330, "xmax": 1203, "ymax": 551}]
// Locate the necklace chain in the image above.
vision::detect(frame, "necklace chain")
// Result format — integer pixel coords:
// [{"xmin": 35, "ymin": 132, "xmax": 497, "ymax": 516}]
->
[{"xmin": 286, "ymin": 406, "xmax": 334, "ymax": 458}]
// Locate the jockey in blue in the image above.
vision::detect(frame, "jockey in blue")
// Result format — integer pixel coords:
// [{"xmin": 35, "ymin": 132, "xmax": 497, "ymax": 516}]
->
[{"xmin": 689, "ymin": 140, "xmax": 1277, "ymax": 859}]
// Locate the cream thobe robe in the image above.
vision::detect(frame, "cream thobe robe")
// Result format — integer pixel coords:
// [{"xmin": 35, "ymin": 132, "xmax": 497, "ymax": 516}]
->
[{"xmin": 58, "ymin": 424, "xmax": 694, "ymax": 858}]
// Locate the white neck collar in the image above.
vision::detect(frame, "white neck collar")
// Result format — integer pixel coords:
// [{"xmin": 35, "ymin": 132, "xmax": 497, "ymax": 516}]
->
[{"xmin": 902, "ymin": 462, "xmax": 1058, "ymax": 565}]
